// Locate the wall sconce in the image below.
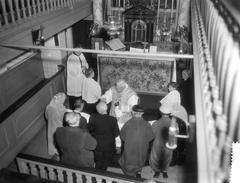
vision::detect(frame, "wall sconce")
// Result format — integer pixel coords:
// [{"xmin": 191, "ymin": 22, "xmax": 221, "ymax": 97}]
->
[{"xmin": 32, "ymin": 25, "xmax": 45, "ymax": 46}]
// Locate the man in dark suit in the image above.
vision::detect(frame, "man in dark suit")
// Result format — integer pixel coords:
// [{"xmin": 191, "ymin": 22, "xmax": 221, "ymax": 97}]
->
[
  {"xmin": 178, "ymin": 69, "xmax": 195, "ymax": 114},
  {"xmin": 56, "ymin": 112, "xmax": 97, "ymax": 168},
  {"xmin": 88, "ymin": 102, "xmax": 120, "ymax": 170},
  {"xmin": 119, "ymin": 105, "xmax": 154, "ymax": 178}
]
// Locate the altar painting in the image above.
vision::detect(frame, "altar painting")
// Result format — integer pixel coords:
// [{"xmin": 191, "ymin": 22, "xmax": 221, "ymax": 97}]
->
[{"xmin": 98, "ymin": 55, "xmax": 173, "ymax": 95}]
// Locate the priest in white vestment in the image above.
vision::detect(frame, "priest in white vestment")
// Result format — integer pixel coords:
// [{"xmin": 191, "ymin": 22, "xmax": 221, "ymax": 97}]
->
[
  {"xmin": 101, "ymin": 79, "xmax": 139, "ymax": 147},
  {"xmin": 66, "ymin": 50, "xmax": 88, "ymax": 109},
  {"xmin": 160, "ymin": 82, "xmax": 181, "ymax": 112},
  {"xmin": 82, "ymin": 68, "xmax": 102, "ymax": 114}
]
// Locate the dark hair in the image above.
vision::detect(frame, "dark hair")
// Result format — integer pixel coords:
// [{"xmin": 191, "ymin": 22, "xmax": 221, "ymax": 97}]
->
[
  {"xmin": 85, "ymin": 68, "xmax": 94, "ymax": 78},
  {"xmin": 74, "ymin": 99, "xmax": 84, "ymax": 109},
  {"xmin": 168, "ymin": 82, "xmax": 179, "ymax": 89}
]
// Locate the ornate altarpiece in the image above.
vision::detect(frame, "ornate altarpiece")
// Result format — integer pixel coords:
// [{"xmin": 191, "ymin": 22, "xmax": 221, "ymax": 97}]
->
[{"xmin": 123, "ymin": 5, "xmax": 156, "ymax": 43}]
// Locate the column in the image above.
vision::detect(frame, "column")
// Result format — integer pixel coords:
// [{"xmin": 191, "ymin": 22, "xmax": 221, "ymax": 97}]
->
[{"xmin": 93, "ymin": 0, "xmax": 103, "ymax": 26}]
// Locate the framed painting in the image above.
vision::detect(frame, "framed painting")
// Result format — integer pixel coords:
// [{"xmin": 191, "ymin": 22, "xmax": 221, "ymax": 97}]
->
[{"xmin": 98, "ymin": 54, "xmax": 175, "ymax": 95}]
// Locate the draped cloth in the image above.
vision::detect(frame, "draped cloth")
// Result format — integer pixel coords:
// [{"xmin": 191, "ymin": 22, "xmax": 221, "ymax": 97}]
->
[
  {"xmin": 119, "ymin": 117, "xmax": 154, "ymax": 176},
  {"xmin": 149, "ymin": 116, "xmax": 173, "ymax": 173},
  {"xmin": 45, "ymin": 99, "xmax": 67, "ymax": 156}
]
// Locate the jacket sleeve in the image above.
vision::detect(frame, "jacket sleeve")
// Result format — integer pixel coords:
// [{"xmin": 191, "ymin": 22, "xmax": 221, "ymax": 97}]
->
[
  {"xmin": 101, "ymin": 88, "xmax": 112, "ymax": 104},
  {"xmin": 84, "ymin": 133, "xmax": 97, "ymax": 150}
]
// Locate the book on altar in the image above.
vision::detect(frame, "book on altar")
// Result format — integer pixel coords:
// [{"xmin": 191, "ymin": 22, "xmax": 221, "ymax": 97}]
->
[
  {"xmin": 129, "ymin": 47, "xmax": 144, "ymax": 52},
  {"xmin": 105, "ymin": 38, "xmax": 126, "ymax": 51},
  {"xmin": 149, "ymin": 46, "xmax": 157, "ymax": 53}
]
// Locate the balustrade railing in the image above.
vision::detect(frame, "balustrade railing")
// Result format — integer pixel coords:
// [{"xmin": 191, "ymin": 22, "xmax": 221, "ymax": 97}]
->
[
  {"xmin": 192, "ymin": 0, "xmax": 240, "ymax": 182},
  {"xmin": 16, "ymin": 153, "xmax": 144, "ymax": 183},
  {"xmin": 0, "ymin": 0, "xmax": 82, "ymax": 29}
]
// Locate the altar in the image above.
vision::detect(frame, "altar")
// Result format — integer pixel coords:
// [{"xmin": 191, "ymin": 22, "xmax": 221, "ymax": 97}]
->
[{"xmin": 98, "ymin": 54, "xmax": 176, "ymax": 95}]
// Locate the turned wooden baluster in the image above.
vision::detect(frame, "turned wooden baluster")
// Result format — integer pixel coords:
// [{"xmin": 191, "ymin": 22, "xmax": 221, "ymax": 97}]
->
[
  {"xmin": 29, "ymin": 163, "xmax": 39, "ymax": 176},
  {"xmin": 39, "ymin": 165, "xmax": 47, "ymax": 179},
  {"xmin": 85, "ymin": 175, "xmax": 92, "ymax": 183},
  {"xmin": 60, "ymin": 0, "xmax": 64, "ymax": 7},
  {"xmin": 106, "ymin": 179, "xmax": 112, "ymax": 183},
  {"xmin": 0, "ymin": 0, "xmax": 9, "ymax": 26},
  {"xmin": 7, "ymin": 0, "xmax": 15, "ymax": 23},
  {"xmin": 36, "ymin": 0, "xmax": 41, "ymax": 14},
  {"xmin": 66, "ymin": 171, "xmax": 73, "ymax": 183},
  {"xmin": 96, "ymin": 177, "xmax": 102, "ymax": 183},
  {"xmin": 13, "ymin": 0, "xmax": 21, "ymax": 20},
  {"xmin": 41, "ymin": 0, "xmax": 46, "ymax": 13},
  {"xmin": 48, "ymin": 0, "xmax": 52, "ymax": 11},
  {"xmin": 46, "ymin": 0, "xmax": 50, "ymax": 12},
  {"xmin": 56, "ymin": 0, "xmax": 60, "ymax": 8},
  {"xmin": 48, "ymin": 167, "xmax": 56, "ymax": 180},
  {"xmin": 26, "ymin": 0, "xmax": 32, "ymax": 17},
  {"xmin": 66, "ymin": 0, "xmax": 70, "ymax": 6},
  {"xmin": 20, "ymin": 0, "xmax": 27, "ymax": 18},
  {"xmin": 32, "ymin": 0, "xmax": 37, "ymax": 16},
  {"xmin": 64, "ymin": 0, "xmax": 68, "ymax": 7},
  {"xmin": 56, "ymin": 169, "xmax": 64, "ymax": 182},
  {"xmin": 67, "ymin": 0, "xmax": 71, "ymax": 6},
  {"xmin": 75, "ymin": 172, "xmax": 83, "ymax": 183},
  {"xmin": 106, "ymin": 180, "xmax": 112, "ymax": 183},
  {"xmin": 53, "ymin": 0, "xmax": 57, "ymax": 10}
]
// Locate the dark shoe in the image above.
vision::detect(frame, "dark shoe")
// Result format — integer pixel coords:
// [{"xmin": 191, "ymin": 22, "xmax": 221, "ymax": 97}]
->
[
  {"xmin": 162, "ymin": 171, "xmax": 168, "ymax": 179},
  {"xmin": 136, "ymin": 173, "xmax": 141, "ymax": 178},
  {"xmin": 153, "ymin": 172, "xmax": 160, "ymax": 178}
]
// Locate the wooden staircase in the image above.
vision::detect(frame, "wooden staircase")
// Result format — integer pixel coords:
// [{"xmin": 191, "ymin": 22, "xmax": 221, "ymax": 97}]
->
[{"xmin": 15, "ymin": 153, "xmax": 151, "ymax": 183}]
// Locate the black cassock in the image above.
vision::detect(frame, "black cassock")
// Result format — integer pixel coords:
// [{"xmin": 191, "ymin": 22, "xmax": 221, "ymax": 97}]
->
[{"xmin": 88, "ymin": 114, "xmax": 120, "ymax": 170}]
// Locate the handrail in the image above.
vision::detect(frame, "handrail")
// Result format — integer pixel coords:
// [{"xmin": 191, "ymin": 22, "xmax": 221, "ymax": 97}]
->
[
  {"xmin": 16, "ymin": 153, "xmax": 146, "ymax": 183},
  {"xmin": 0, "ymin": 43, "xmax": 194, "ymax": 59},
  {"xmin": 0, "ymin": 65, "xmax": 64, "ymax": 123}
]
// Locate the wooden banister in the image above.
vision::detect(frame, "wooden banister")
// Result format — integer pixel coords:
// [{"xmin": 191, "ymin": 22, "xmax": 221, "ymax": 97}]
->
[
  {"xmin": 0, "ymin": 0, "xmax": 85, "ymax": 29},
  {"xmin": 192, "ymin": 0, "xmax": 240, "ymax": 182},
  {"xmin": 16, "ymin": 153, "xmax": 145, "ymax": 183}
]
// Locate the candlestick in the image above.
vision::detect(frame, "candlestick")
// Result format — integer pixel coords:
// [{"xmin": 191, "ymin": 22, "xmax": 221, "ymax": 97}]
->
[{"xmin": 166, "ymin": 124, "xmax": 177, "ymax": 149}]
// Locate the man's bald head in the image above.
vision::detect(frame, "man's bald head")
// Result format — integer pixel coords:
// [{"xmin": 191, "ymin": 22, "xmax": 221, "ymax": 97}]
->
[
  {"xmin": 116, "ymin": 79, "xmax": 127, "ymax": 93},
  {"xmin": 96, "ymin": 102, "xmax": 108, "ymax": 114},
  {"xmin": 53, "ymin": 92, "xmax": 66, "ymax": 104},
  {"xmin": 65, "ymin": 112, "xmax": 80, "ymax": 127}
]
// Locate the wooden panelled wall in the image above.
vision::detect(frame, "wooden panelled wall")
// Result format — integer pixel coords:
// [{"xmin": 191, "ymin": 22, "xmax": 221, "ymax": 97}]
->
[
  {"xmin": 0, "ymin": 53, "xmax": 44, "ymax": 114},
  {"xmin": 0, "ymin": 66, "xmax": 66, "ymax": 169}
]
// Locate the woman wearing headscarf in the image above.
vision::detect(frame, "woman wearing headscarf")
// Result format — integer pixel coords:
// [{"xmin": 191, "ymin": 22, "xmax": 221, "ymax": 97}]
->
[{"xmin": 45, "ymin": 93, "xmax": 67, "ymax": 157}]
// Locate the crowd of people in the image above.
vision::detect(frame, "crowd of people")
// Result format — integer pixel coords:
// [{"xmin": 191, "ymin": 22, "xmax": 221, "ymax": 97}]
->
[{"xmin": 45, "ymin": 50, "xmax": 193, "ymax": 180}]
